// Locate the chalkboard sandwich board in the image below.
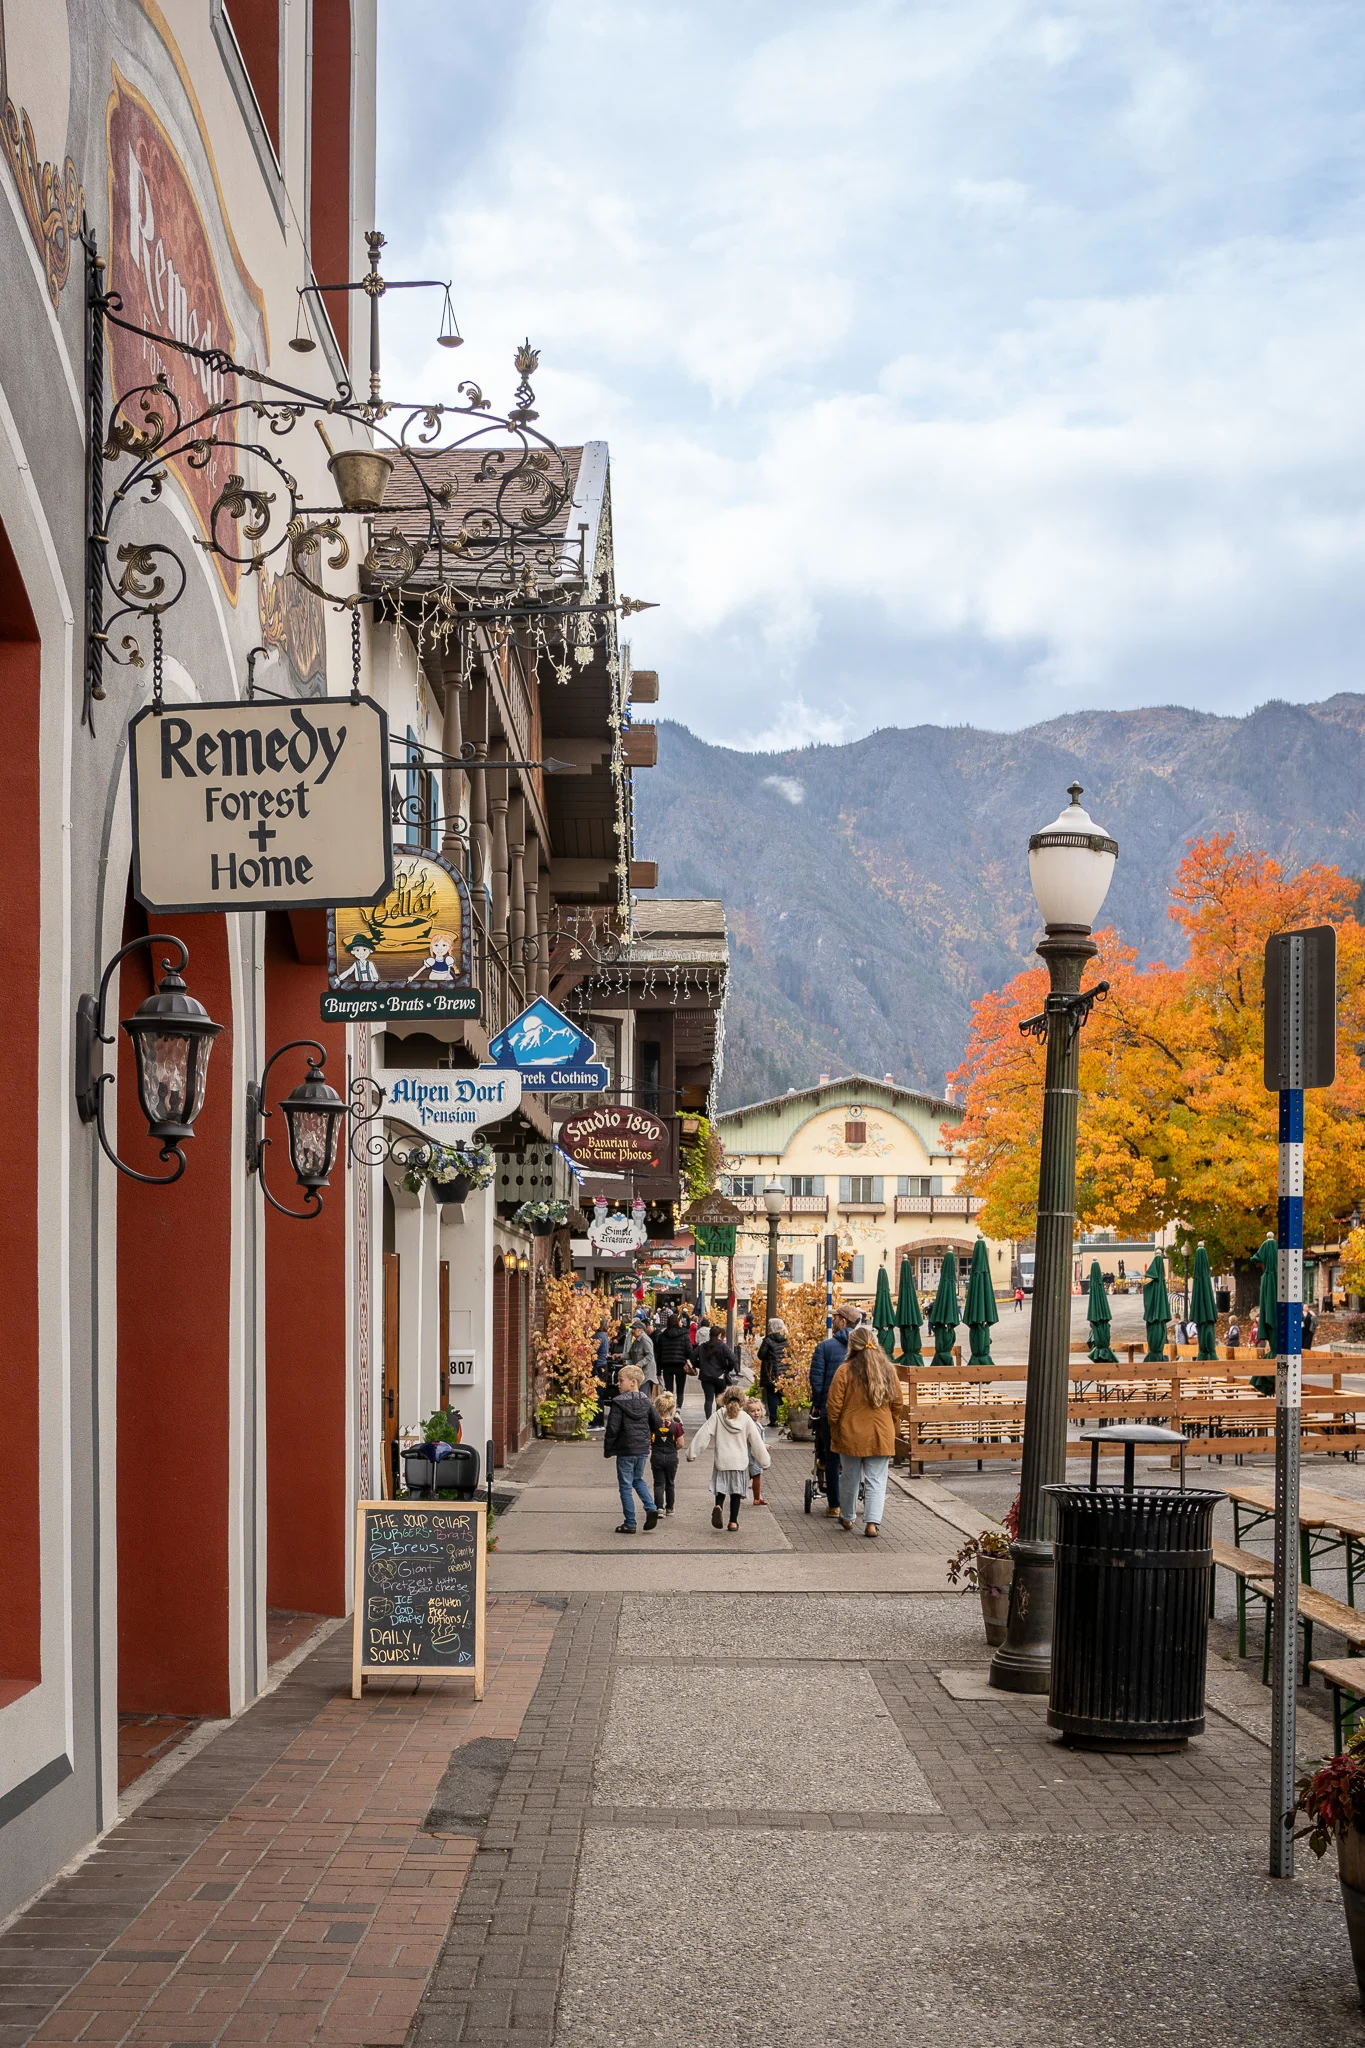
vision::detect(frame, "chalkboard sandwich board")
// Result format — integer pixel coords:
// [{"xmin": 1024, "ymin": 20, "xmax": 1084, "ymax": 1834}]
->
[{"xmin": 352, "ymin": 1500, "xmax": 486, "ymax": 1699}]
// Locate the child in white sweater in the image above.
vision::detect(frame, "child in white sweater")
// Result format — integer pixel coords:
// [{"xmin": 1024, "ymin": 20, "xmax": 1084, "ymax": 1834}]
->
[{"xmin": 688, "ymin": 1384, "xmax": 770, "ymax": 1530}]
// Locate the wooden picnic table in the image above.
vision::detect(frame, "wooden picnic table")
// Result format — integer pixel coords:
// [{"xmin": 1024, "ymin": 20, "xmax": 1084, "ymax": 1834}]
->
[{"xmin": 1226, "ymin": 1480, "xmax": 1365, "ymax": 1604}]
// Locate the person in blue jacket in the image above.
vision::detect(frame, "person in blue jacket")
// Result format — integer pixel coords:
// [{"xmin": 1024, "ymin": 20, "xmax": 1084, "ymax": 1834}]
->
[{"xmin": 809, "ymin": 1311, "xmax": 852, "ymax": 1519}]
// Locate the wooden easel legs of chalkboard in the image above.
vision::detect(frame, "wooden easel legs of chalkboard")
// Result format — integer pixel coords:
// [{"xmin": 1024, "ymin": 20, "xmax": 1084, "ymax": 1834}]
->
[{"xmin": 351, "ymin": 1500, "xmax": 487, "ymax": 1701}]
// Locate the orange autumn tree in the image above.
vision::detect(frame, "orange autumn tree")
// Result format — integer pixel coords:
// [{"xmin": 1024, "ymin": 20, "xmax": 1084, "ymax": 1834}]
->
[{"xmin": 950, "ymin": 836, "xmax": 1365, "ymax": 1278}]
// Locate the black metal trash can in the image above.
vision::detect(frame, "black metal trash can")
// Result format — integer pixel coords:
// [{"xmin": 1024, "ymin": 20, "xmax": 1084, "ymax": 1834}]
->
[{"xmin": 1044, "ymin": 1478, "xmax": 1221, "ymax": 1750}]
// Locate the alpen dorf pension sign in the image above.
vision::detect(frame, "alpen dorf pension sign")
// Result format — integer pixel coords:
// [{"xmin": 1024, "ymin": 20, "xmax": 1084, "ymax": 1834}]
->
[
  {"xmin": 130, "ymin": 698, "xmax": 391, "ymax": 913},
  {"xmin": 557, "ymin": 1105, "xmax": 671, "ymax": 1172}
]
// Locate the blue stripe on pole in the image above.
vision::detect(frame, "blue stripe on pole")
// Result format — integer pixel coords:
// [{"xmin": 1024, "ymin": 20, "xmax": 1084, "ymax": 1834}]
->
[
  {"xmin": 1277, "ymin": 1301, "xmax": 1302, "ymax": 1353},
  {"xmin": 1277, "ymin": 1195, "xmax": 1303, "ymax": 1245},
  {"xmin": 1278, "ymin": 1090, "xmax": 1304, "ymax": 1142}
]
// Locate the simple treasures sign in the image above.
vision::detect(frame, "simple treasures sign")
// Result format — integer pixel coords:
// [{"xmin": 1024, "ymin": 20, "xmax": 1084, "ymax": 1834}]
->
[{"xmin": 131, "ymin": 697, "xmax": 391, "ymax": 913}]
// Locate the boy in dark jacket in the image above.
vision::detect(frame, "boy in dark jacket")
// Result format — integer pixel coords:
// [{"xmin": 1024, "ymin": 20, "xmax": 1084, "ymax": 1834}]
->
[
  {"xmin": 603, "ymin": 1365, "xmax": 662, "ymax": 1533},
  {"xmin": 649, "ymin": 1391, "xmax": 685, "ymax": 1514}
]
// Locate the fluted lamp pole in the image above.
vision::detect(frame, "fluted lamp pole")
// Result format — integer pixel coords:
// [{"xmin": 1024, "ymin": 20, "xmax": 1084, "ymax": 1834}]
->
[
  {"xmin": 990, "ymin": 784, "xmax": 1118, "ymax": 1693},
  {"xmin": 763, "ymin": 1178, "xmax": 785, "ymax": 1327}
]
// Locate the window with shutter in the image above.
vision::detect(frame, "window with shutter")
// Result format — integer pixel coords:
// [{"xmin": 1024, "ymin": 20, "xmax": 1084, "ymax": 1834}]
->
[
  {"xmin": 872, "ymin": 1177, "xmax": 884, "ymax": 1202},
  {"xmin": 852, "ymin": 1254, "xmax": 865, "ymax": 1283},
  {"xmin": 793, "ymin": 1254, "xmax": 804, "ymax": 1282},
  {"xmin": 812, "ymin": 1175, "xmax": 825, "ymax": 1196},
  {"xmin": 897, "ymin": 1175, "xmax": 908, "ymax": 1196},
  {"xmin": 839, "ymin": 1175, "xmax": 852, "ymax": 1203},
  {"xmin": 930, "ymin": 1176, "xmax": 943, "ymax": 1195},
  {"xmin": 848, "ymin": 1175, "xmax": 875, "ymax": 1203},
  {"xmin": 845, "ymin": 1120, "xmax": 866, "ymax": 1145}
]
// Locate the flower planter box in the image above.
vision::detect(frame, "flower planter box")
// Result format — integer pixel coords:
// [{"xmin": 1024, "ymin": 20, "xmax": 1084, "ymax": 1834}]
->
[
  {"xmin": 550, "ymin": 1403, "xmax": 582, "ymax": 1439},
  {"xmin": 787, "ymin": 1408, "xmax": 814, "ymax": 1443},
  {"xmin": 432, "ymin": 1174, "xmax": 471, "ymax": 1206},
  {"xmin": 977, "ymin": 1550, "xmax": 1014, "ymax": 1646}
]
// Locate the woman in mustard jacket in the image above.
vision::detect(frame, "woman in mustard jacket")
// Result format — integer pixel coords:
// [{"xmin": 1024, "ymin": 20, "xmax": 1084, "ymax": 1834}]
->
[{"xmin": 826, "ymin": 1325, "xmax": 904, "ymax": 1538}]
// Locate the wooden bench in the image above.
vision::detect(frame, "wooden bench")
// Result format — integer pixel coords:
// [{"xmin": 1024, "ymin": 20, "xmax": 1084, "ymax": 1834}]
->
[
  {"xmin": 1210, "ymin": 1539, "xmax": 1273, "ymax": 1657},
  {"xmin": 1249, "ymin": 1580, "xmax": 1365, "ymax": 1685},
  {"xmin": 1311, "ymin": 1657, "xmax": 1365, "ymax": 1750}
]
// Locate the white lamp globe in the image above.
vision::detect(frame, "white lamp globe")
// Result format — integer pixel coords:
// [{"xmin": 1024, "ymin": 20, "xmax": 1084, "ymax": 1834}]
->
[
  {"xmin": 1027, "ymin": 784, "xmax": 1118, "ymax": 932},
  {"xmin": 762, "ymin": 1179, "xmax": 786, "ymax": 1218}
]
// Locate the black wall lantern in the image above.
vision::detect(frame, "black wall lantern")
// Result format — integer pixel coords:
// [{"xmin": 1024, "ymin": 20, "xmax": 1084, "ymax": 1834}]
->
[
  {"xmin": 246, "ymin": 1039, "xmax": 347, "ymax": 1219},
  {"xmin": 75, "ymin": 936, "xmax": 224, "ymax": 1184}
]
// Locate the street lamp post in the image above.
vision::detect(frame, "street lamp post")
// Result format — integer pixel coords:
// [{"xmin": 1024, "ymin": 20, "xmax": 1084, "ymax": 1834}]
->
[
  {"xmin": 990, "ymin": 785, "xmax": 1118, "ymax": 1694},
  {"xmin": 763, "ymin": 1179, "xmax": 785, "ymax": 1326}
]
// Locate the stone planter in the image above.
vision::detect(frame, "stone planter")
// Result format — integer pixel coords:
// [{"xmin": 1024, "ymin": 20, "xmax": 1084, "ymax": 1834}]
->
[
  {"xmin": 1339, "ymin": 1827, "xmax": 1365, "ymax": 2006},
  {"xmin": 977, "ymin": 1549, "xmax": 1014, "ymax": 1646},
  {"xmin": 787, "ymin": 1407, "xmax": 814, "ymax": 1443},
  {"xmin": 551, "ymin": 1403, "xmax": 582, "ymax": 1439}
]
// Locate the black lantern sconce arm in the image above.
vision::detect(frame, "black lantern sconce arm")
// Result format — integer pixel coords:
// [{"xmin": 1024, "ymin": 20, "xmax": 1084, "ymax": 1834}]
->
[
  {"xmin": 75, "ymin": 935, "xmax": 224, "ymax": 1186},
  {"xmin": 246, "ymin": 1039, "xmax": 349, "ymax": 1221}
]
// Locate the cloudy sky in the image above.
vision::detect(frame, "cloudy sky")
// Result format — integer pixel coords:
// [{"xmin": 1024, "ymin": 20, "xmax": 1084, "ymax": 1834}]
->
[{"xmin": 377, "ymin": 1, "xmax": 1365, "ymax": 750}]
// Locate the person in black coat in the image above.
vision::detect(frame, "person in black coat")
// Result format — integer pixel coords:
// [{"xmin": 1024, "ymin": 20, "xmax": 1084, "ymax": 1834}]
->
[
  {"xmin": 603, "ymin": 1365, "xmax": 662, "ymax": 1533},
  {"xmin": 695, "ymin": 1323, "xmax": 739, "ymax": 1419},
  {"xmin": 757, "ymin": 1319, "xmax": 789, "ymax": 1427},
  {"xmin": 653, "ymin": 1311, "xmax": 693, "ymax": 1412}
]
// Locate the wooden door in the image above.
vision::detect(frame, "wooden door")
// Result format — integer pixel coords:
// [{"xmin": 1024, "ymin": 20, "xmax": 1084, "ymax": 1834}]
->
[
  {"xmin": 382, "ymin": 1251, "xmax": 400, "ymax": 1499},
  {"xmin": 492, "ymin": 1255, "xmax": 508, "ymax": 1469},
  {"xmin": 439, "ymin": 1259, "xmax": 450, "ymax": 1410}
]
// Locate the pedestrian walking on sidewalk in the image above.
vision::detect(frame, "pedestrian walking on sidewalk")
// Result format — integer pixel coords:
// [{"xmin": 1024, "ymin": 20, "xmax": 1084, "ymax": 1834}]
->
[
  {"xmin": 696, "ymin": 1323, "xmax": 739, "ymax": 1418},
  {"xmin": 688, "ymin": 1384, "xmax": 769, "ymax": 1531},
  {"xmin": 654, "ymin": 1310, "xmax": 693, "ymax": 1411},
  {"xmin": 604, "ymin": 1364, "xmax": 661, "ymax": 1534},
  {"xmin": 810, "ymin": 1310, "xmax": 851, "ymax": 1519},
  {"xmin": 650, "ymin": 1390, "xmax": 685, "ymax": 1514},
  {"xmin": 757, "ymin": 1318, "xmax": 788, "ymax": 1427},
  {"xmin": 826, "ymin": 1325, "xmax": 905, "ymax": 1539},
  {"xmin": 1013, "ymin": 1285, "xmax": 1025, "ymax": 1311},
  {"xmin": 626, "ymin": 1318, "xmax": 658, "ymax": 1394},
  {"xmin": 745, "ymin": 1397, "xmax": 770, "ymax": 1505}
]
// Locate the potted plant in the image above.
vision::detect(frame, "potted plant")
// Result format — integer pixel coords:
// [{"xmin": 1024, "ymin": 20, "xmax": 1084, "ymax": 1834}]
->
[
  {"xmin": 513, "ymin": 1198, "xmax": 569, "ymax": 1237},
  {"xmin": 947, "ymin": 1499, "xmax": 1019, "ymax": 1645},
  {"xmin": 531, "ymin": 1274, "xmax": 601, "ymax": 1438},
  {"xmin": 402, "ymin": 1139, "xmax": 493, "ymax": 1205},
  {"xmin": 1292, "ymin": 1734, "xmax": 1365, "ymax": 2003}
]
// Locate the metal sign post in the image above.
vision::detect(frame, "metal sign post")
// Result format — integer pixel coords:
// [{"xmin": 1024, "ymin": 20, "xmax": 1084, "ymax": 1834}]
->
[{"xmin": 1263, "ymin": 925, "xmax": 1336, "ymax": 1879}]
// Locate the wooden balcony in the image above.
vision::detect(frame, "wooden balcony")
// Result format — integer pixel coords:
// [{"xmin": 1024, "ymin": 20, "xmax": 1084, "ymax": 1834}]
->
[{"xmin": 895, "ymin": 1193, "xmax": 983, "ymax": 1219}]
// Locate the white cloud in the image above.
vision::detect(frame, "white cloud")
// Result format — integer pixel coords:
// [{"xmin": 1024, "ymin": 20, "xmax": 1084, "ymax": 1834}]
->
[
  {"xmin": 761, "ymin": 774, "xmax": 806, "ymax": 803},
  {"xmin": 378, "ymin": 0, "xmax": 1365, "ymax": 744}
]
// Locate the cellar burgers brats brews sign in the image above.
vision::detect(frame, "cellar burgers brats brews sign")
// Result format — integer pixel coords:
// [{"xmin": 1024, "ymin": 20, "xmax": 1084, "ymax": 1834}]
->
[{"xmin": 130, "ymin": 697, "xmax": 391, "ymax": 913}]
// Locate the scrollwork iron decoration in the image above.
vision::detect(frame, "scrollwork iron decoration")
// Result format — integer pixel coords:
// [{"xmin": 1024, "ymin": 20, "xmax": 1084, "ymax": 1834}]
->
[
  {"xmin": 1018, "ymin": 980, "xmax": 1111, "ymax": 1047},
  {"xmin": 345, "ymin": 1075, "xmax": 446, "ymax": 1174},
  {"xmin": 81, "ymin": 225, "xmax": 653, "ymax": 733}
]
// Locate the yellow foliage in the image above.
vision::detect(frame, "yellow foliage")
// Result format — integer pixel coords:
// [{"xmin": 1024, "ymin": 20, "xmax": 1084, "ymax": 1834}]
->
[
  {"xmin": 1341, "ymin": 1226, "xmax": 1365, "ymax": 1298},
  {"xmin": 531, "ymin": 1275, "xmax": 601, "ymax": 1407},
  {"xmin": 749, "ymin": 1277, "xmax": 845, "ymax": 1410},
  {"xmin": 951, "ymin": 836, "xmax": 1365, "ymax": 1270}
]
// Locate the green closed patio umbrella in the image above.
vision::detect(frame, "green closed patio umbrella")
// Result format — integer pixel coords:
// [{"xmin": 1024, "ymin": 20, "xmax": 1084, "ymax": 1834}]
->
[
  {"xmin": 872, "ymin": 1264, "xmax": 898, "ymax": 1359},
  {"xmin": 1087, "ymin": 1260, "xmax": 1117, "ymax": 1364},
  {"xmin": 964, "ymin": 1238, "xmax": 999, "ymax": 1366},
  {"xmin": 1251, "ymin": 1233, "xmax": 1278, "ymax": 1396},
  {"xmin": 929, "ymin": 1251, "xmax": 961, "ymax": 1365},
  {"xmin": 1142, "ymin": 1252, "xmax": 1171, "ymax": 1363},
  {"xmin": 896, "ymin": 1255, "xmax": 923, "ymax": 1365},
  {"xmin": 1191, "ymin": 1241, "xmax": 1220, "ymax": 1363}
]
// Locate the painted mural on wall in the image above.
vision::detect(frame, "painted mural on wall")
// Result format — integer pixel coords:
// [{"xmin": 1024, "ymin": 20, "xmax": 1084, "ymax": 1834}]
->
[
  {"xmin": 0, "ymin": 0, "xmax": 83, "ymax": 308},
  {"xmin": 259, "ymin": 567, "xmax": 327, "ymax": 693},
  {"xmin": 106, "ymin": 70, "xmax": 244, "ymax": 596}
]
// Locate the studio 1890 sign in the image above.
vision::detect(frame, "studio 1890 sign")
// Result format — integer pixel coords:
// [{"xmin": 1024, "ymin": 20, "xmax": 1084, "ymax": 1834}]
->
[{"xmin": 130, "ymin": 698, "xmax": 391, "ymax": 913}]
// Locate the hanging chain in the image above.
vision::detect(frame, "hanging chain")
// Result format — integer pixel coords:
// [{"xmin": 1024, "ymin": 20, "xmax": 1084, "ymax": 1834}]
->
[
  {"xmin": 152, "ymin": 611, "xmax": 164, "ymax": 714},
  {"xmin": 351, "ymin": 606, "xmax": 362, "ymax": 704}
]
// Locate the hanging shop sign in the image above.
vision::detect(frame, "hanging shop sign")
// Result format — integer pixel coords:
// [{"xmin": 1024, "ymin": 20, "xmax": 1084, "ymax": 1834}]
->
[
  {"xmin": 732, "ymin": 1254, "xmax": 762, "ymax": 1292},
  {"xmin": 682, "ymin": 1191, "xmax": 744, "ymax": 1227},
  {"xmin": 324, "ymin": 848, "xmax": 479, "ymax": 1022},
  {"xmin": 556, "ymin": 1104, "xmax": 670, "ymax": 1172},
  {"xmin": 692, "ymin": 1223, "xmax": 737, "ymax": 1259},
  {"xmin": 588, "ymin": 1209, "xmax": 648, "ymax": 1255},
  {"xmin": 487, "ymin": 997, "xmax": 608, "ymax": 1092},
  {"xmin": 131, "ymin": 697, "xmax": 390, "ymax": 914},
  {"xmin": 378, "ymin": 1066, "xmax": 521, "ymax": 1139}
]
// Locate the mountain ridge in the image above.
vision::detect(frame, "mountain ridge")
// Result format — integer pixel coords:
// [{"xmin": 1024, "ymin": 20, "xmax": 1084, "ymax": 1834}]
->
[{"xmin": 632, "ymin": 695, "xmax": 1365, "ymax": 1109}]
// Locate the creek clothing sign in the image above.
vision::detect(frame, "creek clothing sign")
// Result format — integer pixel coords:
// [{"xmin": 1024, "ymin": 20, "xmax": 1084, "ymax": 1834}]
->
[
  {"xmin": 130, "ymin": 697, "xmax": 390, "ymax": 913},
  {"xmin": 487, "ymin": 998, "xmax": 608, "ymax": 1092}
]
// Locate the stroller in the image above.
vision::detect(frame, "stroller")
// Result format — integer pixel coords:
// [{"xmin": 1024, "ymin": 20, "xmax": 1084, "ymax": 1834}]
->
[{"xmin": 803, "ymin": 1423, "xmax": 865, "ymax": 1516}]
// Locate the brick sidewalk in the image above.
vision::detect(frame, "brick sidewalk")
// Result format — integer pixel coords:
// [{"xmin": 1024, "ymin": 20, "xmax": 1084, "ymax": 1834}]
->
[{"xmin": 1, "ymin": 1597, "xmax": 559, "ymax": 2048}]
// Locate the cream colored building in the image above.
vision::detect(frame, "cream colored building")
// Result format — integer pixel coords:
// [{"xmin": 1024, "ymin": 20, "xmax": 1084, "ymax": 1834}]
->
[{"xmin": 716, "ymin": 1075, "xmax": 1010, "ymax": 1311}]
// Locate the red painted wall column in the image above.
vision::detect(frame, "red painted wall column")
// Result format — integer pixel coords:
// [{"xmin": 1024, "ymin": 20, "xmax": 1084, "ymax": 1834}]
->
[
  {"xmin": 310, "ymin": 0, "xmax": 352, "ymax": 355},
  {"xmin": 0, "ymin": 520, "xmax": 41, "ymax": 1699},
  {"xmin": 116, "ymin": 907, "xmax": 235, "ymax": 1717},
  {"xmin": 264, "ymin": 912, "xmax": 347, "ymax": 1616}
]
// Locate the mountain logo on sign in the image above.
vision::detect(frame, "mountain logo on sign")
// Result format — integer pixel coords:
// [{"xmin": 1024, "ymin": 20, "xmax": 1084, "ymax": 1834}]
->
[{"xmin": 488, "ymin": 999, "xmax": 597, "ymax": 1070}]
